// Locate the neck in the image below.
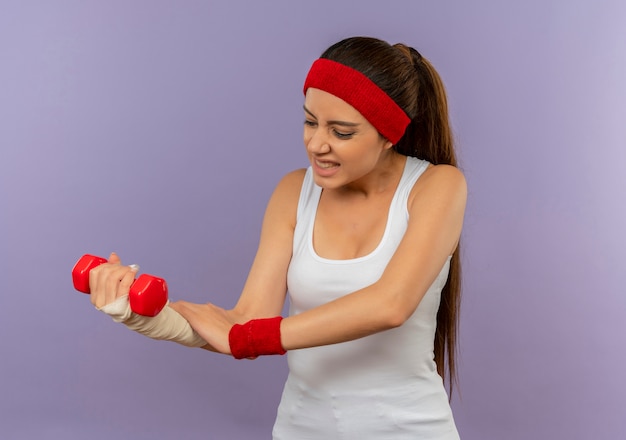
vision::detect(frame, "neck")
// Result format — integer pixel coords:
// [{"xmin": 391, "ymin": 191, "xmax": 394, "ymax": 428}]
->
[{"xmin": 336, "ymin": 151, "xmax": 406, "ymax": 198}]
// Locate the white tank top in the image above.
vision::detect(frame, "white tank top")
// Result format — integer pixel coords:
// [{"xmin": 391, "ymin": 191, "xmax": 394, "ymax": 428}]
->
[{"xmin": 273, "ymin": 157, "xmax": 460, "ymax": 439}]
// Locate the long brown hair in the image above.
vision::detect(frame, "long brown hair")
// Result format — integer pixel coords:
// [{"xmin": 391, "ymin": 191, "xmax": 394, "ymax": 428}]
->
[{"xmin": 320, "ymin": 37, "xmax": 462, "ymax": 395}]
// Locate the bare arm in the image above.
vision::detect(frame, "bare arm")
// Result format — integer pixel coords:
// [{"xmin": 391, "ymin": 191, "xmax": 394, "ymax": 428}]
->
[
  {"xmin": 279, "ymin": 165, "xmax": 467, "ymax": 350},
  {"xmin": 174, "ymin": 165, "xmax": 466, "ymax": 355},
  {"xmin": 229, "ymin": 169, "xmax": 305, "ymax": 320},
  {"xmin": 88, "ymin": 170, "xmax": 304, "ymax": 352},
  {"xmin": 171, "ymin": 169, "xmax": 305, "ymax": 352}
]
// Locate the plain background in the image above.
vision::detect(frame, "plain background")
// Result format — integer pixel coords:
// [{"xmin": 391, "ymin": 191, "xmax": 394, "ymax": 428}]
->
[{"xmin": 1, "ymin": 1, "xmax": 625, "ymax": 439}]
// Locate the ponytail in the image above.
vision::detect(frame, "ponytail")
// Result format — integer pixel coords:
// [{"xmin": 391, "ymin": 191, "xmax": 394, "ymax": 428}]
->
[
  {"xmin": 394, "ymin": 43, "xmax": 462, "ymax": 397},
  {"xmin": 393, "ymin": 45, "xmax": 457, "ymax": 166}
]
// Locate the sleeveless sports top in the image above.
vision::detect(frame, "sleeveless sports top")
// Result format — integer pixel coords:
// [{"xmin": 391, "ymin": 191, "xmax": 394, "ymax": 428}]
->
[{"xmin": 273, "ymin": 157, "xmax": 460, "ymax": 439}]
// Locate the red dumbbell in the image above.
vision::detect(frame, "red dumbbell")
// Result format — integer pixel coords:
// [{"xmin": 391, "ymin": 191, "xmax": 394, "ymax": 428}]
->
[{"xmin": 72, "ymin": 254, "xmax": 168, "ymax": 317}]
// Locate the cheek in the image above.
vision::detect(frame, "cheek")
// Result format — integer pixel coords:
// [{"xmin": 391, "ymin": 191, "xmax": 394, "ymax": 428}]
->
[
  {"xmin": 303, "ymin": 128, "xmax": 313, "ymax": 147},
  {"xmin": 346, "ymin": 142, "xmax": 386, "ymax": 168}
]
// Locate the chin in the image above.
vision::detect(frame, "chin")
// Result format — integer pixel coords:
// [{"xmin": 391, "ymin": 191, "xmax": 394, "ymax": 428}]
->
[{"xmin": 312, "ymin": 174, "xmax": 341, "ymax": 190}]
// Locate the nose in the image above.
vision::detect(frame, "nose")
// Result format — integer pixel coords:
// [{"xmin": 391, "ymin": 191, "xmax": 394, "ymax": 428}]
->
[{"xmin": 305, "ymin": 127, "xmax": 331, "ymax": 155}]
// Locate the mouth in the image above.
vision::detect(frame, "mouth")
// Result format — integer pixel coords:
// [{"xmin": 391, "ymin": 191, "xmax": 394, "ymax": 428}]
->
[{"xmin": 315, "ymin": 159, "xmax": 340, "ymax": 169}]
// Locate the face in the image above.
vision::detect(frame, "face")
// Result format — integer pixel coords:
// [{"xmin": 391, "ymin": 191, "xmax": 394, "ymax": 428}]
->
[{"xmin": 303, "ymin": 88, "xmax": 393, "ymax": 189}]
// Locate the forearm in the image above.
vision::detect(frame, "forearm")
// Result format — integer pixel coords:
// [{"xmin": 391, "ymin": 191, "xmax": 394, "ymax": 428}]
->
[
  {"xmin": 228, "ymin": 284, "xmax": 403, "ymax": 359},
  {"xmin": 277, "ymin": 217, "xmax": 460, "ymax": 351},
  {"xmin": 99, "ymin": 296, "xmax": 209, "ymax": 348},
  {"xmin": 279, "ymin": 284, "xmax": 402, "ymax": 351},
  {"xmin": 236, "ymin": 248, "xmax": 452, "ymax": 356}
]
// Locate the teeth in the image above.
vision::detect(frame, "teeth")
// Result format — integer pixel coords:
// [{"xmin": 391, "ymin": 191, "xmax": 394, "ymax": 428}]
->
[{"xmin": 316, "ymin": 160, "xmax": 338, "ymax": 169}]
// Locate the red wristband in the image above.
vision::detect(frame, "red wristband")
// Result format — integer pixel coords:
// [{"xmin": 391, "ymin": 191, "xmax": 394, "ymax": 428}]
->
[{"xmin": 229, "ymin": 317, "xmax": 286, "ymax": 359}]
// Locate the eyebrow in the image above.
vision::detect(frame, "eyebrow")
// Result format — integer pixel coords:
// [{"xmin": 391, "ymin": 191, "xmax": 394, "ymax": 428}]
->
[{"xmin": 303, "ymin": 105, "xmax": 360, "ymax": 128}]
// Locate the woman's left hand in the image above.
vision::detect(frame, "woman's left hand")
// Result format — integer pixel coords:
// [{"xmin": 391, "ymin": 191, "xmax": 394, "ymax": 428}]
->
[{"xmin": 169, "ymin": 301, "xmax": 235, "ymax": 355}]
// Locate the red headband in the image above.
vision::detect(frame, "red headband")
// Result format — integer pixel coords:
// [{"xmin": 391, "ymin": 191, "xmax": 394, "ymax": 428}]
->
[{"xmin": 303, "ymin": 58, "xmax": 410, "ymax": 144}]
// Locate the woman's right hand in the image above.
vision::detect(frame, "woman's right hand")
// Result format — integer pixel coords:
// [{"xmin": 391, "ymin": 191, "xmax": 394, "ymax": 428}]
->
[{"xmin": 88, "ymin": 252, "xmax": 138, "ymax": 310}]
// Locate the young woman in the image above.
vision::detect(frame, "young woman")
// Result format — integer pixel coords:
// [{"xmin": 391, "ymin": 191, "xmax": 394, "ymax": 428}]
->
[{"xmin": 89, "ymin": 36, "xmax": 466, "ymax": 439}]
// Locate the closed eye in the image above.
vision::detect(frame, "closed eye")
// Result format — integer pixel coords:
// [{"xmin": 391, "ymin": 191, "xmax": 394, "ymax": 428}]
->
[{"xmin": 333, "ymin": 129, "xmax": 354, "ymax": 140}]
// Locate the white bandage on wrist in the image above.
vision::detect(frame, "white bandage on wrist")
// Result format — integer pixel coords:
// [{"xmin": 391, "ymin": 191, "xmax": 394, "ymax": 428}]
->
[{"xmin": 98, "ymin": 296, "xmax": 206, "ymax": 348}]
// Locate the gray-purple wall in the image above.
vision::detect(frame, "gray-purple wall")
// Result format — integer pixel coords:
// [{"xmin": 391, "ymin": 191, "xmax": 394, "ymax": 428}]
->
[{"xmin": 1, "ymin": 1, "xmax": 624, "ymax": 439}]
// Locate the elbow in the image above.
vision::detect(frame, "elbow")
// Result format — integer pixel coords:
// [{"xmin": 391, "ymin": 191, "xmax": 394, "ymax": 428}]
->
[
  {"xmin": 370, "ymin": 286, "xmax": 417, "ymax": 330},
  {"xmin": 381, "ymin": 302, "xmax": 413, "ymax": 329},
  {"xmin": 386, "ymin": 312, "xmax": 409, "ymax": 330}
]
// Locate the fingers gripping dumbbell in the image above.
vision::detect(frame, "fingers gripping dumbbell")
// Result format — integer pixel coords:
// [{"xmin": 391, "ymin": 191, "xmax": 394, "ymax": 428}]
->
[
  {"xmin": 72, "ymin": 254, "xmax": 168, "ymax": 317},
  {"xmin": 72, "ymin": 254, "xmax": 206, "ymax": 347}
]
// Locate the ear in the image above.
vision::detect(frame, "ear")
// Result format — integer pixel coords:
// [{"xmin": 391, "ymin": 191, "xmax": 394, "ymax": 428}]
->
[{"xmin": 382, "ymin": 138, "xmax": 394, "ymax": 150}]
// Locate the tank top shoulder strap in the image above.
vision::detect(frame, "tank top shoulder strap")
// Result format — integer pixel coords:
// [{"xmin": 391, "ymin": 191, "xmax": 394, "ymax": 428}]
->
[
  {"xmin": 292, "ymin": 167, "xmax": 320, "ymax": 255},
  {"xmin": 296, "ymin": 167, "xmax": 319, "ymax": 222},
  {"xmin": 393, "ymin": 157, "xmax": 431, "ymax": 215}
]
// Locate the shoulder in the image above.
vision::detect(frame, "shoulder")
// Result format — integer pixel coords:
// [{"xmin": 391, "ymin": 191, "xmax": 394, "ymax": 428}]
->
[
  {"xmin": 413, "ymin": 163, "xmax": 466, "ymax": 195},
  {"xmin": 420, "ymin": 163, "xmax": 466, "ymax": 189},
  {"xmin": 272, "ymin": 168, "xmax": 307, "ymax": 200},
  {"xmin": 408, "ymin": 164, "xmax": 467, "ymax": 212},
  {"xmin": 278, "ymin": 168, "xmax": 307, "ymax": 185},
  {"xmin": 263, "ymin": 168, "xmax": 308, "ymax": 227}
]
